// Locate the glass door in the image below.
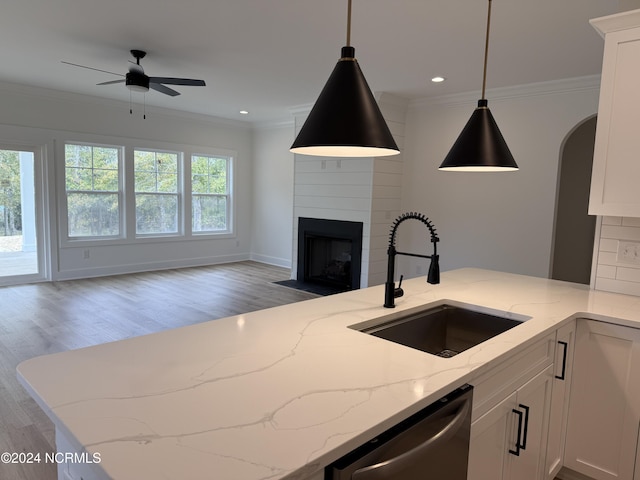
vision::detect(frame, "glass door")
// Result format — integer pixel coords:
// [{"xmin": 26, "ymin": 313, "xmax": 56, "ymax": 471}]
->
[{"xmin": 0, "ymin": 146, "xmax": 46, "ymax": 285}]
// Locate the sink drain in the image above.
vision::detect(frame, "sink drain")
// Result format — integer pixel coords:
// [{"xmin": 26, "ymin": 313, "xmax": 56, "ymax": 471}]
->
[{"xmin": 435, "ymin": 349, "xmax": 460, "ymax": 358}]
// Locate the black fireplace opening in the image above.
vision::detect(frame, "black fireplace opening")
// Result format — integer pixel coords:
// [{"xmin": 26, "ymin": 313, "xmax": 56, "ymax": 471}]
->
[{"xmin": 298, "ymin": 218, "xmax": 363, "ymax": 292}]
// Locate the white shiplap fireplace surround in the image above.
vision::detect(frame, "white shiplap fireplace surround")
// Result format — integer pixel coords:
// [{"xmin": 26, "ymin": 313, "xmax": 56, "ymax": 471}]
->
[{"xmin": 290, "ymin": 93, "xmax": 408, "ymax": 288}]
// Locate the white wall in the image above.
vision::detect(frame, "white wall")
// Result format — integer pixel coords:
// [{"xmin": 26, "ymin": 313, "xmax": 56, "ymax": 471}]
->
[
  {"xmin": 399, "ymin": 78, "xmax": 601, "ymax": 279},
  {"xmin": 0, "ymin": 77, "xmax": 607, "ymax": 285},
  {"xmin": 250, "ymin": 124, "xmax": 295, "ymax": 267},
  {"xmin": 0, "ymin": 82, "xmax": 253, "ymax": 280}
]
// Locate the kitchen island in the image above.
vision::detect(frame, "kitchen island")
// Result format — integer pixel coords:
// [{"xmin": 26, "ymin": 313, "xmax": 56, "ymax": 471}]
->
[{"xmin": 16, "ymin": 268, "xmax": 640, "ymax": 480}]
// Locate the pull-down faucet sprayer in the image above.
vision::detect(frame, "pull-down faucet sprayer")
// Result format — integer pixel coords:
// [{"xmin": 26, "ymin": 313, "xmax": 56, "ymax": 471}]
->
[{"xmin": 384, "ymin": 212, "xmax": 440, "ymax": 308}]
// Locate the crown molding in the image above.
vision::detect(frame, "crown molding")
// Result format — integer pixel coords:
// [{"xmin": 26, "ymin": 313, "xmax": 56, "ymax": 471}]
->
[
  {"xmin": 288, "ymin": 104, "xmax": 313, "ymax": 117},
  {"xmin": 409, "ymin": 75, "xmax": 602, "ymax": 110},
  {"xmin": 252, "ymin": 118, "xmax": 295, "ymax": 130},
  {"xmin": 590, "ymin": 8, "xmax": 640, "ymax": 38}
]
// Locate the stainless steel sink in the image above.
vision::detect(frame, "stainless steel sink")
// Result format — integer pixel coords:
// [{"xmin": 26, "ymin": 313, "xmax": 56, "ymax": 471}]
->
[{"xmin": 352, "ymin": 304, "xmax": 526, "ymax": 358}]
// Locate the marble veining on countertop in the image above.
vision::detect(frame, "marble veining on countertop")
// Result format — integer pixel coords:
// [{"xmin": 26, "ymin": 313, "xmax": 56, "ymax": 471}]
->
[{"xmin": 17, "ymin": 268, "xmax": 640, "ymax": 479}]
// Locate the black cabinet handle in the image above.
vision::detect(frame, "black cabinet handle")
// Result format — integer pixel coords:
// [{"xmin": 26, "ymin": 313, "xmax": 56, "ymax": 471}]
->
[
  {"xmin": 518, "ymin": 404, "xmax": 530, "ymax": 450},
  {"xmin": 509, "ymin": 408, "xmax": 524, "ymax": 456},
  {"xmin": 555, "ymin": 340, "xmax": 568, "ymax": 380}
]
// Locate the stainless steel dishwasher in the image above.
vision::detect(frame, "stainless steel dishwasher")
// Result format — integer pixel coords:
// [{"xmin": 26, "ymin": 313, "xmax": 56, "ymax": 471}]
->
[{"xmin": 326, "ymin": 384, "xmax": 472, "ymax": 480}]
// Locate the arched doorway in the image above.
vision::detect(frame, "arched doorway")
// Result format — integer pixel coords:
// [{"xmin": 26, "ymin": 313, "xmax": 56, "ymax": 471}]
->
[{"xmin": 551, "ymin": 116, "xmax": 597, "ymax": 284}]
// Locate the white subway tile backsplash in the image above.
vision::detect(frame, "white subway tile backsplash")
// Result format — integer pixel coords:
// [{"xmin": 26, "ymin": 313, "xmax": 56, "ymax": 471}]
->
[
  {"xmin": 595, "ymin": 216, "xmax": 640, "ymax": 296},
  {"xmin": 597, "ymin": 251, "xmax": 618, "ymax": 266},
  {"xmin": 600, "ymin": 225, "xmax": 640, "ymax": 241},
  {"xmin": 599, "ymin": 238, "xmax": 618, "ymax": 253},
  {"xmin": 617, "ymin": 266, "xmax": 640, "ymax": 282},
  {"xmin": 602, "ymin": 216, "xmax": 623, "ymax": 225},
  {"xmin": 595, "ymin": 277, "xmax": 640, "ymax": 297},
  {"xmin": 597, "ymin": 264, "xmax": 617, "ymax": 279}
]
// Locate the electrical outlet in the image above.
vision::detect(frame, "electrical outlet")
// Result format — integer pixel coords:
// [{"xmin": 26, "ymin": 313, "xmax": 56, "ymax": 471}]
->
[
  {"xmin": 83, "ymin": 249, "xmax": 90, "ymax": 259},
  {"xmin": 617, "ymin": 241, "xmax": 640, "ymax": 265}
]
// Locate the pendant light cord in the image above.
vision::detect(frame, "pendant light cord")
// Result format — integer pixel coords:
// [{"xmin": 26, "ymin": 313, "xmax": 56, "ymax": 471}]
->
[
  {"xmin": 481, "ymin": 0, "xmax": 493, "ymax": 101},
  {"xmin": 346, "ymin": 0, "xmax": 352, "ymax": 46}
]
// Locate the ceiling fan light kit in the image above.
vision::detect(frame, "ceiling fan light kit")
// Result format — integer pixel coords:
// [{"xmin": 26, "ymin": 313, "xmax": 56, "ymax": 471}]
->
[
  {"xmin": 439, "ymin": 0, "xmax": 518, "ymax": 172},
  {"xmin": 290, "ymin": 0, "xmax": 400, "ymax": 158},
  {"xmin": 126, "ymin": 73, "xmax": 150, "ymax": 92}
]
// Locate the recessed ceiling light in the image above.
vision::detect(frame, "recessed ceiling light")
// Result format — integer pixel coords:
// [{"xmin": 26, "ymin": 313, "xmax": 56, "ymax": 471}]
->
[
  {"xmin": 239, "ymin": 110, "xmax": 249, "ymax": 115},
  {"xmin": 431, "ymin": 76, "xmax": 446, "ymax": 83}
]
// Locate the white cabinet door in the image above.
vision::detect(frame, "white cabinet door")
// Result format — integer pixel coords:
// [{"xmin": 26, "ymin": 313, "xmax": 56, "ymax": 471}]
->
[
  {"xmin": 506, "ymin": 365, "xmax": 554, "ymax": 480},
  {"xmin": 589, "ymin": 16, "xmax": 640, "ymax": 216},
  {"xmin": 469, "ymin": 366, "xmax": 553, "ymax": 480},
  {"xmin": 564, "ymin": 319, "xmax": 640, "ymax": 480},
  {"xmin": 545, "ymin": 321, "xmax": 576, "ymax": 479},
  {"xmin": 468, "ymin": 391, "xmax": 517, "ymax": 480}
]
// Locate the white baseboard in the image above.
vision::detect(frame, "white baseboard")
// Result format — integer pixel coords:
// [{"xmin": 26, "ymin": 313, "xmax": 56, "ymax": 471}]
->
[
  {"xmin": 249, "ymin": 253, "xmax": 291, "ymax": 269},
  {"xmin": 52, "ymin": 254, "xmax": 250, "ymax": 281}
]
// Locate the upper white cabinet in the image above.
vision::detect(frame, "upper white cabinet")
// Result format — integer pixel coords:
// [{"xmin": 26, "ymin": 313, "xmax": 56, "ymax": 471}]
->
[{"xmin": 589, "ymin": 9, "xmax": 640, "ymax": 216}]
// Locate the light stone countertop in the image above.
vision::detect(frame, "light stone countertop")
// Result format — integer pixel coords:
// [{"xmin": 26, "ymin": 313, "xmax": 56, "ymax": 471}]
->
[{"xmin": 16, "ymin": 268, "xmax": 640, "ymax": 480}]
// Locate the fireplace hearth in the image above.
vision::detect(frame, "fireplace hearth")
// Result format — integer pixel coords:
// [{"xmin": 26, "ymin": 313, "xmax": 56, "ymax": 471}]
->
[{"xmin": 297, "ymin": 217, "xmax": 363, "ymax": 293}]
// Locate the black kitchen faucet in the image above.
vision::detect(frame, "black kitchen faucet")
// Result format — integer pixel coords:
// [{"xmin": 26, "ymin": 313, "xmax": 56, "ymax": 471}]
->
[{"xmin": 384, "ymin": 212, "xmax": 440, "ymax": 308}]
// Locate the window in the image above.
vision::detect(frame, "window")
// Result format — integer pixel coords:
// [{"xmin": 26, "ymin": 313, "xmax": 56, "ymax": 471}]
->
[
  {"xmin": 134, "ymin": 150, "xmax": 179, "ymax": 235},
  {"xmin": 63, "ymin": 142, "xmax": 232, "ymax": 242},
  {"xmin": 192, "ymin": 155, "xmax": 230, "ymax": 233},
  {"xmin": 65, "ymin": 144, "xmax": 120, "ymax": 238}
]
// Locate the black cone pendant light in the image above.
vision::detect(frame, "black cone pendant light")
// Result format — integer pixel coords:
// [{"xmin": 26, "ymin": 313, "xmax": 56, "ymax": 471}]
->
[
  {"xmin": 439, "ymin": 0, "xmax": 518, "ymax": 171},
  {"xmin": 290, "ymin": 0, "xmax": 400, "ymax": 157}
]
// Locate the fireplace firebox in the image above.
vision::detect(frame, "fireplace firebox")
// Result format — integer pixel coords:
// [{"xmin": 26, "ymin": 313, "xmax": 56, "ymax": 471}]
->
[{"xmin": 297, "ymin": 218, "xmax": 363, "ymax": 292}]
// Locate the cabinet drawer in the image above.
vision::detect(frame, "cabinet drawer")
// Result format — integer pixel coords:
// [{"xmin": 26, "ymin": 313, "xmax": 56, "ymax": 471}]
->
[{"xmin": 470, "ymin": 333, "xmax": 555, "ymax": 421}]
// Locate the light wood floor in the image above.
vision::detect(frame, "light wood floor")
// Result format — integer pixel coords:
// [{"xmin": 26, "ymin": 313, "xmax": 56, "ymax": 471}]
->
[{"xmin": 0, "ymin": 261, "xmax": 317, "ymax": 480}]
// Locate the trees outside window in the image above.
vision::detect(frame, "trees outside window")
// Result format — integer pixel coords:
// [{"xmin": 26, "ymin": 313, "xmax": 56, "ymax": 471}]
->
[
  {"xmin": 65, "ymin": 144, "xmax": 120, "ymax": 238},
  {"xmin": 0, "ymin": 150, "xmax": 21, "ymax": 237},
  {"xmin": 192, "ymin": 155, "xmax": 230, "ymax": 233},
  {"xmin": 134, "ymin": 150, "xmax": 179, "ymax": 235},
  {"xmin": 63, "ymin": 142, "xmax": 232, "ymax": 242}
]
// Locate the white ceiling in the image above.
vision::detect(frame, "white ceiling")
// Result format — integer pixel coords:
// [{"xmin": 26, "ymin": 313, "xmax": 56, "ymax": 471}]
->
[{"xmin": 0, "ymin": 0, "xmax": 626, "ymax": 124}]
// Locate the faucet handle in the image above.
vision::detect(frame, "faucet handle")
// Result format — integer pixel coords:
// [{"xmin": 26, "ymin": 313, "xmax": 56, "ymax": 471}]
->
[
  {"xmin": 428, "ymin": 255, "xmax": 440, "ymax": 284},
  {"xmin": 394, "ymin": 275, "xmax": 404, "ymax": 298}
]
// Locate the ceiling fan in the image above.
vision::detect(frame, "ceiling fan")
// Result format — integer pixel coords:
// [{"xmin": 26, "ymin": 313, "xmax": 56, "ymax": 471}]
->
[{"xmin": 62, "ymin": 49, "xmax": 206, "ymax": 97}]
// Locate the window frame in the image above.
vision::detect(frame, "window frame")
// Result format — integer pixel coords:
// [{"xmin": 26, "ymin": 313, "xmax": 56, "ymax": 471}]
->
[
  {"xmin": 62, "ymin": 141, "xmax": 124, "ymax": 242},
  {"xmin": 58, "ymin": 136, "xmax": 236, "ymax": 248},
  {"xmin": 190, "ymin": 153, "xmax": 233, "ymax": 236},
  {"xmin": 133, "ymin": 148, "xmax": 182, "ymax": 238}
]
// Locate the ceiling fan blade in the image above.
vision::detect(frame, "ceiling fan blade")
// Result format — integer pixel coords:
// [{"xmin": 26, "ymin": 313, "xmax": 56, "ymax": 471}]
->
[
  {"xmin": 149, "ymin": 83, "xmax": 180, "ymax": 97},
  {"xmin": 61, "ymin": 61, "xmax": 124, "ymax": 77},
  {"xmin": 149, "ymin": 77, "xmax": 206, "ymax": 86},
  {"xmin": 97, "ymin": 79, "xmax": 125, "ymax": 86}
]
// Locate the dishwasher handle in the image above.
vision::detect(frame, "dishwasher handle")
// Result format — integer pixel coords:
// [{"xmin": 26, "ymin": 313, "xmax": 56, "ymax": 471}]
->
[{"xmin": 351, "ymin": 397, "xmax": 471, "ymax": 480}]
